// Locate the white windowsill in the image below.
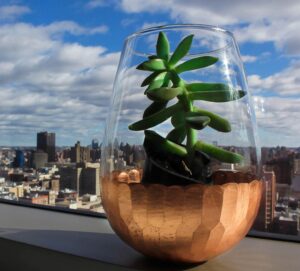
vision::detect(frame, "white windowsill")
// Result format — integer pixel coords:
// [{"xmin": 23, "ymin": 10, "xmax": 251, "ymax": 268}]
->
[{"xmin": 0, "ymin": 202, "xmax": 300, "ymax": 271}]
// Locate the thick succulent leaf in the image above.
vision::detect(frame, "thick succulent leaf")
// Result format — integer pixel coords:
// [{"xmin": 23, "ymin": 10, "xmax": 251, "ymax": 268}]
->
[
  {"xmin": 185, "ymin": 115, "xmax": 210, "ymax": 130},
  {"xmin": 129, "ymin": 103, "xmax": 182, "ymax": 131},
  {"xmin": 145, "ymin": 74, "xmax": 167, "ymax": 92},
  {"xmin": 189, "ymin": 90, "xmax": 246, "ymax": 102},
  {"xmin": 175, "ymin": 56, "xmax": 218, "ymax": 74},
  {"xmin": 171, "ymin": 111, "xmax": 185, "ymax": 127},
  {"xmin": 162, "ymin": 71, "xmax": 171, "ymax": 87},
  {"xmin": 136, "ymin": 59, "xmax": 166, "ymax": 71},
  {"xmin": 145, "ymin": 130, "xmax": 187, "ymax": 157},
  {"xmin": 168, "ymin": 34, "xmax": 194, "ymax": 67},
  {"xmin": 186, "ymin": 82, "xmax": 230, "ymax": 92},
  {"xmin": 171, "ymin": 110, "xmax": 185, "ymax": 127},
  {"xmin": 194, "ymin": 141, "xmax": 243, "ymax": 163},
  {"xmin": 166, "ymin": 126, "xmax": 186, "ymax": 144},
  {"xmin": 146, "ymin": 86, "xmax": 183, "ymax": 101},
  {"xmin": 169, "ymin": 71, "xmax": 182, "ymax": 86},
  {"xmin": 156, "ymin": 32, "xmax": 170, "ymax": 61},
  {"xmin": 143, "ymin": 101, "xmax": 167, "ymax": 118},
  {"xmin": 141, "ymin": 71, "xmax": 160, "ymax": 87},
  {"xmin": 192, "ymin": 107, "xmax": 231, "ymax": 132},
  {"xmin": 143, "ymin": 72, "xmax": 171, "ymax": 91}
]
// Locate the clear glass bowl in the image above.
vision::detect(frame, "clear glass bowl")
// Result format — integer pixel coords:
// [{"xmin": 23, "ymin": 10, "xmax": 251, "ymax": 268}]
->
[{"xmin": 101, "ymin": 24, "xmax": 262, "ymax": 263}]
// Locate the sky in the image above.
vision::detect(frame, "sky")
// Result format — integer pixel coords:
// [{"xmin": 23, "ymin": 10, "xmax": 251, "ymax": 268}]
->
[{"xmin": 0, "ymin": 0, "xmax": 299, "ymax": 147}]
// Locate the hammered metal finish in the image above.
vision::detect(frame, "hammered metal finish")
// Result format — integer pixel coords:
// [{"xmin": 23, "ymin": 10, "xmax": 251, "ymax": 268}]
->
[{"xmin": 101, "ymin": 172, "xmax": 262, "ymax": 263}]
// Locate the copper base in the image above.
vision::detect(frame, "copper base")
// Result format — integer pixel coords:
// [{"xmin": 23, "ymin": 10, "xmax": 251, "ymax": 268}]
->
[{"xmin": 101, "ymin": 173, "xmax": 262, "ymax": 263}]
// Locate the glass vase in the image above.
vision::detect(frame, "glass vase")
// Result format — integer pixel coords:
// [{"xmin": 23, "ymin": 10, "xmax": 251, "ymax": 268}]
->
[{"xmin": 101, "ymin": 24, "xmax": 262, "ymax": 263}]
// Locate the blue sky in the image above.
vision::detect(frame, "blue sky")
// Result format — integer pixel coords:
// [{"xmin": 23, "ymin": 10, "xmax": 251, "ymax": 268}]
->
[{"xmin": 0, "ymin": 0, "xmax": 299, "ymax": 147}]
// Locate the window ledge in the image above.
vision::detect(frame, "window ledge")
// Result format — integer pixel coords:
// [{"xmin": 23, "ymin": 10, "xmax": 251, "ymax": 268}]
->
[{"xmin": 0, "ymin": 203, "xmax": 300, "ymax": 271}]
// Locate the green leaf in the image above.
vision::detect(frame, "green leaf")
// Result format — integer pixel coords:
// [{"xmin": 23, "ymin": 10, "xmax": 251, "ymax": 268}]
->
[
  {"xmin": 143, "ymin": 101, "xmax": 167, "ymax": 118},
  {"xmin": 142, "ymin": 71, "xmax": 168, "ymax": 88},
  {"xmin": 185, "ymin": 115, "xmax": 210, "ymax": 130},
  {"xmin": 169, "ymin": 71, "xmax": 182, "ymax": 86},
  {"xmin": 194, "ymin": 141, "xmax": 244, "ymax": 163},
  {"xmin": 175, "ymin": 56, "xmax": 218, "ymax": 73},
  {"xmin": 129, "ymin": 103, "xmax": 182, "ymax": 131},
  {"xmin": 166, "ymin": 126, "xmax": 186, "ymax": 144},
  {"xmin": 146, "ymin": 86, "xmax": 183, "ymax": 101},
  {"xmin": 192, "ymin": 107, "xmax": 231, "ymax": 132},
  {"xmin": 145, "ymin": 130, "xmax": 187, "ymax": 157},
  {"xmin": 136, "ymin": 59, "xmax": 166, "ymax": 71},
  {"xmin": 171, "ymin": 111, "xmax": 185, "ymax": 127},
  {"xmin": 188, "ymin": 90, "xmax": 246, "ymax": 102},
  {"xmin": 141, "ymin": 71, "xmax": 159, "ymax": 87},
  {"xmin": 168, "ymin": 34, "xmax": 194, "ymax": 67},
  {"xmin": 186, "ymin": 83, "xmax": 230, "ymax": 92},
  {"xmin": 156, "ymin": 32, "xmax": 170, "ymax": 61},
  {"xmin": 146, "ymin": 77, "xmax": 165, "ymax": 93}
]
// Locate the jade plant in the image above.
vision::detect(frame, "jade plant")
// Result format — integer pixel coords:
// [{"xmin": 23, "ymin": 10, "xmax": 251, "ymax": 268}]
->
[{"xmin": 129, "ymin": 32, "xmax": 245, "ymax": 183}]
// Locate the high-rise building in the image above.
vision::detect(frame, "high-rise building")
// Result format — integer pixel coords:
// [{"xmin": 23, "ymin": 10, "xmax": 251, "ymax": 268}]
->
[
  {"xmin": 266, "ymin": 156, "xmax": 293, "ymax": 185},
  {"xmin": 59, "ymin": 163, "xmax": 100, "ymax": 196},
  {"xmin": 92, "ymin": 139, "xmax": 99, "ymax": 150},
  {"xmin": 51, "ymin": 179, "xmax": 60, "ymax": 192},
  {"xmin": 253, "ymin": 168, "xmax": 276, "ymax": 231},
  {"xmin": 70, "ymin": 141, "xmax": 90, "ymax": 163},
  {"xmin": 80, "ymin": 164, "xmax": 100, "ymax": 196},
  {"xmin": 31, "ymin": 150, "xmax": 48, "ymax": 169},
  {"xmin": 60, "ymin": 166, "xmax": 82, "ymax": 192},
  {"xmin": 294, "ymin": 159, "xmax": 300, "ymax": 174},
  {"xmin": 37, "ymin": 132, "xmax": 56, "ymax": 162},
  {"xmin": 13, "ymin": 150, "xmax": 25, "ymax": 168}
]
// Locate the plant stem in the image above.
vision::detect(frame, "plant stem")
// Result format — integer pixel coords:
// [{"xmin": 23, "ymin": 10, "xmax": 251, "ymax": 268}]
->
[
  {"xmin": 180, "ymin": 81, "xmax": 197, "ymax": 165},
  {"xmin": 186, "ymin": 108, "xmax": 197, "ymax": 164}
]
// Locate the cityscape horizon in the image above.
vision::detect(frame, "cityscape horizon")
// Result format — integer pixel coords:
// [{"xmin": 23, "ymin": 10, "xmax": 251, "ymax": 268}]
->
[{"xmin": 0, "ymin": 130, "xmax": 300, "ymax": 240}]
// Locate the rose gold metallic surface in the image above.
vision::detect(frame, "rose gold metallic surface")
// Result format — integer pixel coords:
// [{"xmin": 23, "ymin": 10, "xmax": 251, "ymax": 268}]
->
[{"xmin": 101, "ymin": 172, "xmax": 262, "ymax": 263}]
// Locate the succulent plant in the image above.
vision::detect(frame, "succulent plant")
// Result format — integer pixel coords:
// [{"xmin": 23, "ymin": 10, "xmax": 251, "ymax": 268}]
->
[{"xmin": 129, "ymin": 32, "xmax": 244, "ymax": 183}]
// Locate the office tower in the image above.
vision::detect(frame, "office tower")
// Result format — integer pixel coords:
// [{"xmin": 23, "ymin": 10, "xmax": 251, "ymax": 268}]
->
[
  {"xmin": 13, "ymin": 150, "xmax": 25, "ymax": 168},
  {"xmin": 60, "ymin": 163, "xmax": 100, "ymax": 196},
  {"xmin": 92, "ymin": 139, "xmax": 99, "ymax": 150},
  {"xmin": 51, "ymin": 179, "xmax": 60, "ymax": 192},
  {"xmin": 80, "ymin": 164, "xmax": 100, "ymax": 196},
  {"xmin": 37, "ymin": 132, "xmax": 56, "ymax": 162},
  {"xmin": 253, "ymin": 168, "xmax": 276, "ymax": 231},
  {"xmin": 60, "ymin": 166, "xmax": 82, "ymax": 192},
  {"xmin": 70, "ymin": 141, "xmax": 91, "ymax": 163},
  {"xmin": 32, "ymin": 150, "xmax": 48, "ymax": 169}
]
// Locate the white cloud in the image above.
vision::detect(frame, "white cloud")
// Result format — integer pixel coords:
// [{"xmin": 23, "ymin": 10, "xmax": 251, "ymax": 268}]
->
[
  {"xmin": 85, "ymin": 0, "xmax": 109, "ymax": 9},
  {"xmin": 119, "ymin": 0, "xmax": 300, "ymax": 55},
  {"xmin": 0, "ymin": 22, "xmax": 119, "ymax": 146},
  {"xmin": 242, "ymin": 55, "xmax": 257, "ymax": 63},
  {"xmin": 253, "ymin": 95, "xmax": 300, "ymax": 146},
  {"xmin": 121, "ymin": 18, "xmax": 136, "ymax": 27},
  {"xmin": 44, "ymin": 21, "xmax": 108, "ymax": 35},
  {"xmin": 0, "ymin": 5, "xmax": 30, "ymax": 21},
  {"xmin": 248, "ymin": 61, "xmax": 300, "ymax": 96}
]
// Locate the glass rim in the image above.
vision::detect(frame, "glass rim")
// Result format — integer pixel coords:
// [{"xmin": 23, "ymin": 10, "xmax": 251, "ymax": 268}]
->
[{"xmin": 125, "ymin": 24, "xmax": 236, "ymax": 57}]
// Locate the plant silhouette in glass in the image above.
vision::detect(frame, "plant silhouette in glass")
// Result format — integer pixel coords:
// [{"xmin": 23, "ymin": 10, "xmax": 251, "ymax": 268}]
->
[{"xmin": 129, "ymin": 32, "xmax": 245, "ymax": 184}]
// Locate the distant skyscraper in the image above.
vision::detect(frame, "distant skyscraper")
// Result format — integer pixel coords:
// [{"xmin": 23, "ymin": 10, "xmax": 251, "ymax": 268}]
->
[
  {"xmin": 80, "ymin": 164, "xmax": 100, "ymax": 196},
  {"xmin": 92, "ymin": 139, "xmax": 99, "ymax": 150},
  {"xmin": 71, "ymin": 141, "xmax": 90, "ymax": 163},
  {"xmin": 37, "ymin": 131, "xmax": 56, "ymax": 162},
  {"xmin": 59, "ymin": 163, "xmax": 100, "ymax": 196},
  {"xmin": 32, "ymin": 150, "xmax": 48, "ymax": 169},
  {"xmin": 13, "ymin": 150, "xmax": 25, "ymax": 168},
  {"xmin": 253, "ymin": 167, "xmax": 276, "ymax": 231}
]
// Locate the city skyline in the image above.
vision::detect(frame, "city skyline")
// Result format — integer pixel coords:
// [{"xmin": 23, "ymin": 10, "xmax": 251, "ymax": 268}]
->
[{"xmin": 1, "ymin": 132, "xmax": 300, "ymax": 238}]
